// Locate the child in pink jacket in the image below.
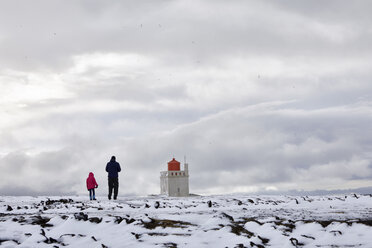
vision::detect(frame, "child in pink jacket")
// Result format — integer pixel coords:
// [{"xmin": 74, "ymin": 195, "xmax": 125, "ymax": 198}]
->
[{"xmin": 86, "ymin": 172, "xmax": 98, "ymax": 200}]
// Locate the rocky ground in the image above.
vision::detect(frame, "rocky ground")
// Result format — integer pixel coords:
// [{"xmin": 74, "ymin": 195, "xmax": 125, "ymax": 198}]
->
[{"xmin": 1, "ymin": 194, "xmax": 372, "ymax": 247}]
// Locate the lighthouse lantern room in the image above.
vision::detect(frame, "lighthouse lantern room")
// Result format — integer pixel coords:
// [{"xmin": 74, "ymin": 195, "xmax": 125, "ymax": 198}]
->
[{"xmin": 160, "ymin": 158, "xmax": 189, "ymax": 197}]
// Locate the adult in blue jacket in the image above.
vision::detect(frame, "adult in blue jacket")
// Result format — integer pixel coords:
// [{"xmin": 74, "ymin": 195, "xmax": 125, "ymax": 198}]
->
[{"xmin": 105, "ymin": 156, "xmax": 121, "ymax": 200}]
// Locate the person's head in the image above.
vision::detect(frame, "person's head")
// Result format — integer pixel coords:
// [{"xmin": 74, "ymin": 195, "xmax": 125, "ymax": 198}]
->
[{"xmin": 111, "ymin": 156, "xmax": 116, "ymax": 161}]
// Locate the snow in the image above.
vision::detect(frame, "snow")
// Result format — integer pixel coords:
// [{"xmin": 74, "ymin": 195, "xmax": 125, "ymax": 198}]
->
[{"xmin": 0, "ymin": 194, "xmax": 371, "ymax": 247}]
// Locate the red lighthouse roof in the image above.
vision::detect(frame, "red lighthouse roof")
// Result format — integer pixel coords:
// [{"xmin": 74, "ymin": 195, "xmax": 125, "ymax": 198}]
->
[{"xmin": 168, "ymin": 158, "xmax": 180, "ymax": 171}]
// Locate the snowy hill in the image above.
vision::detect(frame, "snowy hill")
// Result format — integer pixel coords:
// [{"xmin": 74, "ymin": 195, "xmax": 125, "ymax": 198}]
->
[{"xmin": 1, "ymin": 194, "xmax": 371, "ymax": 247}]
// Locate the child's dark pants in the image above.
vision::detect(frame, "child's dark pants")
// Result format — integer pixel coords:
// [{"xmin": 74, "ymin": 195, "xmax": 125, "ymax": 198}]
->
[{"xmin": 89, "ymin": 188, "xmax": 96, "ymax": 200}]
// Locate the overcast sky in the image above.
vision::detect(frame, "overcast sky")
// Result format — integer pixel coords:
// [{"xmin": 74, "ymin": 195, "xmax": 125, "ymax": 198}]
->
[{"xmin": 1, "ymin": 0, "xmax": 372, "ymax": 196}]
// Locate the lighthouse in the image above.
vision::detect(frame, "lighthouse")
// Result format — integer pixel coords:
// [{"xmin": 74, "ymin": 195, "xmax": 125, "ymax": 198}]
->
[{"xmin": 160, "ymin": 158, "xmax": 189, "ymax": 197}]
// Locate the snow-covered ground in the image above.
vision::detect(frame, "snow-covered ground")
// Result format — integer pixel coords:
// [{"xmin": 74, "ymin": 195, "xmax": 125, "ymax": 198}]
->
[{"xmin": 1, "ymin": 194, "xmax": 371, "ymax": 247}]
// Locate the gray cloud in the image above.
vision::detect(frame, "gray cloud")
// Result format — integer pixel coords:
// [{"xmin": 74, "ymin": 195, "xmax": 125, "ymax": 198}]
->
[
  {"xmin": 1, "ymin": 101, "xmax": 372, "ymax": 195},
  {"xmin": 0, "ymin": 0, "xmax": 371, "ymax": 196},
  {"xmin": 1, "ymin": 0, "xmax": 371, "ymax": 71}
]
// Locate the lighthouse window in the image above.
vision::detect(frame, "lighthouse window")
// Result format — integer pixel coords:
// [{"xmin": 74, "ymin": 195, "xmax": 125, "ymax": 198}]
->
[{"xmin": 175, "ymin": 173, "xmax": 178, "ymax": 175}]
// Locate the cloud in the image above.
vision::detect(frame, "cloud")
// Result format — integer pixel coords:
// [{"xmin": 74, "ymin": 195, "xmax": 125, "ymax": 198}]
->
[
  {"xmin": 1, "ymin": 100, "xmax": 372, "ymax": 196},
  {"xmin": 99, "ymin": 102, "xmax": 372, "ymax": 195},
  {"xmin": 1, "ymin": 0, "xmax": 371, "ymax": 72},
  {"xmin": 0, "ymin": 0, "xmax": 371, "ymax": 196}
]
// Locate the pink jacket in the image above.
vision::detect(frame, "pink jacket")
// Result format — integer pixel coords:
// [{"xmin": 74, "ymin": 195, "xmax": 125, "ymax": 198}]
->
[{"xmin": 86, "ymin": 172, "xmax": 98, "ymax": 190}]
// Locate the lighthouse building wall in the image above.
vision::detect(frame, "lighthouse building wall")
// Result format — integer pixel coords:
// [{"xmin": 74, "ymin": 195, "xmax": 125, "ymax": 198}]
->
[
  {"xmin": 168, "ymin": 175, "xmax": 189, "ymax": 197},
  {"xmin": 160, "ymin": 170, "xmax": 189, "ymax": 197},
  {"xmin": 160, "ymin": 175, "xmax": 168, "ymax": 195}
]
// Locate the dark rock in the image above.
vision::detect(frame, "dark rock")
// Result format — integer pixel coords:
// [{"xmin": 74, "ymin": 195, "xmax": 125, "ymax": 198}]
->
[
  {"xmin": 250, "ymin": 241, "xmax": 264, "ymax": 248},
  {"xmin": 6, "ymin": 205, "xmax": 13, "ymax": 211},
  {"xmin": 289, "ymin": 237, "xmax": 304, "ymax": 247},
  {"xmin": 44, "ymin": 237, "xmax": 58, "ymax": 244},
  {"xmin": 30, "ymin": 216, "xmax": 52, "ymax": 227},
  {"xmin": 163, "ymin": 243, "xmax": 177, "ymax": 248},
  {"xmin": 131, "ymin": 232, "xmax": 141, "ymax": 240},
  {"xmin": 221, "ymin": 212, "xmax": 234, "ymax": 222},
  {"xmin": 243, "ymin": 218, "xmax": 263, "ymax": 226},
  {"xmin": 258, "ymin": 235, "xmax": 270, "ymax": 244},
  {"xmin": 0, "ymin": 239, "xmax": 20, "ymax": 245},
  {"xmin": 115, "ymin": 216, "xmax": 123, "ymax": 224},
  {"xmin": 89, "ymin": 217, "xmax": 102, "ymax": 224},
  {"xmin": 101, "ymin": 244, "xmax": 108, "ymax": 248},
  {"xmin": 74, "ymin": 212, "xmax": 88, "ymax": 221},
  {"xmin": 91, "ymin": 236, "xmax": 97, "ymax": 241},
  {"xmin": 147, "ymin": 232, "xmax": 169, "ymax": 236},
  {"xmin": 330, "ymin": 230, "xmax": 342, "ymax": 236},
  {"xmin": 357, "ymin": 219, "xmax": 372, "ymax": 226},
  {"xmin": 233, "ymin": 199, "xmax": 243, "ymax": 205},
  {"xmin": 62, "ymin": 198, "xmax": 74, "ymax": 204},
  {"xmin": 317, "ymin": 220, "xmax": 333, "ymax": 228},
  {"xmin": 154, "ymin": 201, "xmax": 160, "ymax": 209},
  {"xmin": 45, "ymin": 198, "xmax": 73, "ymax": 206},
  {"xmin": 247, "ymin": 199, "xmax": 254, "ymax": 204},
  {"xmin": 301, "ymin": 234, "xmax": 315, "ymax": 240},
  {"xmin": 229, "ymin": 224, "xmax": 254, "ymax": 238},
  {"xmin": 274, "ymin": 220, "xmax": 295, "ymax": 232},
  {"xmin": 207, "ymin": 200, "xmax": 212, "ymax": 207},
  {"xmin": 142, "ymin": 218, "xmax": 194, "ymax": 230},
  {"xmin": 234, "ymin": 244, "xmax": 246, "ymax": 248},
  {"xmin": 15, "ymin": 216, "xmax": 26, "ymax": 224},
  {"xmin": 60, "ymin": 234, "xmax": 76, "ymax": 238},
  {"xmin": 125, "ymin": 218, "xmax": 136, "ymax": 224},
  {"xmin": 145, "ymin": 203, "xmax": 150, "ymax": 208}
]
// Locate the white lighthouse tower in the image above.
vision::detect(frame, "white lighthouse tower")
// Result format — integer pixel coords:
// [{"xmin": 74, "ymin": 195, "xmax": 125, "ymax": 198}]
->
[{"xmin": 160, "ymin": 158, "xmax": 189, "ymax": 197}]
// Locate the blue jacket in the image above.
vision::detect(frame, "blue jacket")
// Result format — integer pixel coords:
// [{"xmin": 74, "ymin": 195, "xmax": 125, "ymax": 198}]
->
[{"xmin": 106, "ymin": 160, "xmax": 121, "ymax": 178}]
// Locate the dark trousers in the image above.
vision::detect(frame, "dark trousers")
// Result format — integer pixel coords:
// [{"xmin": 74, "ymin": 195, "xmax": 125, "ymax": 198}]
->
[
  {"xmin": 108, "ymin": 177, "xmax": 119, "ymax": 200},
  {"xmin": 88, "ymin": 188, "xmax": 95, "ymax": 200}
]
